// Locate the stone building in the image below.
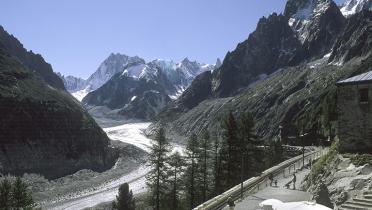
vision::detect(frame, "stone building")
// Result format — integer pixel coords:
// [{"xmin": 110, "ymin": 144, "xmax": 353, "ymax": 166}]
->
[{"xmin": 336, "ymin": 71, "xmax": 372, "ymax": 153}]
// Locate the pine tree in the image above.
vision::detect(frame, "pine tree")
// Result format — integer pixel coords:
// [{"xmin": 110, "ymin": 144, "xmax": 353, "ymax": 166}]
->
[
  {"xmin": 212, "ymin": 135, "xmax": 223, "ymax": 195},
  {"xmin": 166, "ymin": 152, "xmax": 185, "ymax": 210},
  {"xmin": 222, "ymin": 111, "xmax": 240, "ymax": 188},
  {"xmin": 266, "ymin": 137, "xmax": 284, "ymax": 167},
  {"xmin": 0, "ymin": 179, "xmax": 12, "ymax": 210},
  {"xmin": 11, "ymin": 177, "xmax": 34, "ymax": 210},
  {"xmin": 200, "ymin": 130, "xmax": 212, "ymax": 202},
  {"xmin": 146, "ymin": 128, "xmax": 172, "ymax": 210},
  {"xmin": 185, "ymin": 133, "xmax": 200, "ymax": 209},
  {"xmin": 112, "ymin": 183, "xmax": 135, "ymax": 210},
  {"xmin": 238, "ymin": 112, "xmax": 259, "ymax": 179}
]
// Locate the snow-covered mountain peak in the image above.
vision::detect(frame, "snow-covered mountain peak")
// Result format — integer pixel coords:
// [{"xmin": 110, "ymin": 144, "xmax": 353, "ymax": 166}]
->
[
  {"xmin": 86, "ymin": 53, "xmax": 146, "ymax": 91},
  {"xmin": 340, "ymin": 0, "xmax": 372, "ymax": 17},
  {"xmin": 64, "ymin": 53, "xmax": 218, "ymax": 101}
]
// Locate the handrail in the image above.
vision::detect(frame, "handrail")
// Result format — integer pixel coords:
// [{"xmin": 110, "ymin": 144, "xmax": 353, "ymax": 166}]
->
[{"xmin": 193, "ymin": 148, "xmax": 327, "ymax": 210}]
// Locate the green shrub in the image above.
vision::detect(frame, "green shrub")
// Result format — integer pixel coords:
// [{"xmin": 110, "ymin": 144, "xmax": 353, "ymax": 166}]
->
[
  {"xmin": 343, "ymin": 153, "xmax": 372, "ymax": 167},
  {"xmin": 305, "ymin": 139, "xmax": 339, "ymax": 189}
]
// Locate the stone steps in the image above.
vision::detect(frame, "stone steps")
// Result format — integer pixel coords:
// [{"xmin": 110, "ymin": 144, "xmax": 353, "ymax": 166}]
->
[
  {"xmin": 340, "ymin": 191, "xmax": 372, "ymax": 210},
  {"xmin": 345, "ymin": 200, "xmax": 372, "ymax": 207},
  {"xmin": 353, "ymin": 198, "xmax": 372, "ymax": 204},
  {"xmin": 340, "ymin": 203, "xmax": 371, "ymax": 210},
  {"xmin": 364, "ymin": 195, "xmax": 372, "ymax": 199},
  {"xmin": 363, "ymin": 191, "xmax": 372, "ymax": 195}
]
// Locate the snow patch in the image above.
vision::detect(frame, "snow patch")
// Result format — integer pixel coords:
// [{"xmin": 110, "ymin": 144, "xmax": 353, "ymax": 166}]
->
[
  {"xmin": 340, "ymin": 0, "xmax": 372, "ymax": 17},
  {"xmin": 71, "ymin": 86, "xmax": 91, "ymax": 101}
]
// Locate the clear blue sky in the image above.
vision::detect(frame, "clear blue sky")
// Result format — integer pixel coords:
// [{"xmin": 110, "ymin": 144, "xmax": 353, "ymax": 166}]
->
[{"xmin": 1, "ymin": 0, "xmax": 344, "ymax": 78}]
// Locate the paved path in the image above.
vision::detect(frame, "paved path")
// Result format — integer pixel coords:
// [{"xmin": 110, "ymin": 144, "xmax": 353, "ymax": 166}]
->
[{"xmin": 224, "ymin": 168, "xmax": 312, "ymax": 210}]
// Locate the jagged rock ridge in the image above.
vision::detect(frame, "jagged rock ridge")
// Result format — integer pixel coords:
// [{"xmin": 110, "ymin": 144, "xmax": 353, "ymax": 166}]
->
[
  {"xmin": 0, "ymin": 26, "xmax": 66, "ymax": 91},
  {"xmin": 82, "ymin": 57, "xmax": 218, "ymax": 120},
  {"xmin": 149, "ymin": 2, "xmax": 372, "ymax": 144}
]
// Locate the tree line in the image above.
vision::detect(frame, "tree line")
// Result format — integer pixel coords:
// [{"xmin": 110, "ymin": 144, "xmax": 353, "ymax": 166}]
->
[
  {"xmin": 0, "ymin": 177, "xmax": 35, "ymax": 210},
  {"xmin": 146, "ymin": 111, "xmax": 284, "ymax": 210}
]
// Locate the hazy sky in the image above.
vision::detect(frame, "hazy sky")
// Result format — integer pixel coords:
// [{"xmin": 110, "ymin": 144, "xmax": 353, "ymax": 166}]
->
[{"xmin": 1, "ymin": 0, "xmax": 344, "ymax": 78}]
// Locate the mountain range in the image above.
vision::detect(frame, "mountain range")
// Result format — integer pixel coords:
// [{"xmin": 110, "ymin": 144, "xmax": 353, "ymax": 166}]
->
[
  {"xmin": 60, "ymin": 54, "xmax": 220, "ymax": 119},
  {"xmin": 148, "ymin": 0, "xmax": 372, "ymax": 143}
]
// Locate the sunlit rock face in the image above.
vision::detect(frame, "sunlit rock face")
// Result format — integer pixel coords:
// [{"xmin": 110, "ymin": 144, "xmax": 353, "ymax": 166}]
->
[
  {"xmin": 285, "ymin": 0, "xmax": 346, "ymax": 65},
  {"xmin": 150, "ymin": 0, "xmax": 372, "ymax": 145}
]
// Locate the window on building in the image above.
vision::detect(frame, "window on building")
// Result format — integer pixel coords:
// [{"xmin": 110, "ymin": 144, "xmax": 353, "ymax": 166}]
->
[{"xmin": 359, "ymin": 88, "xmax": 369, "ymax": 103}]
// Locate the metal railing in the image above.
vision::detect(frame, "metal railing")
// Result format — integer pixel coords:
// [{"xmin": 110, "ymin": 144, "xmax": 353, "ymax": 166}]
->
[{"xmin": 193, "ymin": 148, "xmax": 327, "ymax": 210}]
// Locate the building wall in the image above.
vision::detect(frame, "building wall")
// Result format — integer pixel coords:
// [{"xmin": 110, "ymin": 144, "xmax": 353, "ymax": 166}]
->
[{"xmin": 337, "ymin": 83, "xmax": 372, "ymax": 153}]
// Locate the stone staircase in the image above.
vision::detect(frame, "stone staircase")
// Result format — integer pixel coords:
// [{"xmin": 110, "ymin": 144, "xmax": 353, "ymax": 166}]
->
[{"xmin": 340, "ymin": 191, "xmax": 372, "ymax": 210}]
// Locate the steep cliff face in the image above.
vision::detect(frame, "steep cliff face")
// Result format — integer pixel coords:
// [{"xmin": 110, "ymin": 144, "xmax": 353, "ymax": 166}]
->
[
  {"xmin": 83, "ymin": 71, "xmax": 172, "ymax": 120},
  {"xmin": 329, "ymin": 10, "xmax": 372, "ymax": 64},
  {"xmin": 150, "ymin": 2, "xmax": 372, "ymax": 144},
  {"xmin": 0, "ymin": 26, "xmax": 66, "ymax": 91},
  {"xmin": 0, "ymin": 44, "xmax": 115, "ymax": 179},
  {"xmin": 285, "ymin": 0, "xmax": 346, "ymax": 65},
  {"xmin": 212, "ymin": 13, "xmax": 301, "ymax": 97},
  {"xmin": 169, "ymin": 0, "xmax": 345, "ymax": 104}
]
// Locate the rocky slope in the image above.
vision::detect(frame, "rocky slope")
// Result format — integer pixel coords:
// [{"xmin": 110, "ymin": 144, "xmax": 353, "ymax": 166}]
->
[
  {"xmin": 0, "ymin": 26, "xmax": 66, "ymax": 91},
  {"xmin": 163, "ymin": 0, "xmax": 346, "ymax": 102},
  {"xmin": 149, "ymin": 2, "xmax": 372, "ymax": 143},
  {"xmin": 329, "ymin": 10, "xmax": 372, "ymax": 63},
  {"xmin": 305, "ymin": 141, "xmax": 372, "ymax": 208},
  {"xmin": 0, "ymin": 31, "xmax": 115, "ymax": 179},
  {"xmin": 285, "ymin": 0, "xmax": 346, "ymax": 65}
]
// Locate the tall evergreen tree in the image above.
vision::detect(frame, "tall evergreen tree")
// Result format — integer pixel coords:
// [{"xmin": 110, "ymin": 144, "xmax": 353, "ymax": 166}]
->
[
  {"xmin": 184, "ymin": 133, "xmax": 200, "ymax": 209},
  {"xmin": 266, "ymin": 137, "xmax": 284, "ymax": 167},
  {"xmin": 238, "ymin": 112, "xmax": 259, "ymax": 179},
  {"xmin": 200, "ymin": 130, "xmax": 212, "ymax": 202},
  {"xmin": 0, "ymin": 179, "xmax": 12, "ymax": 210},
  {"xmin": 146, "ymin": 128, "xmax": 172, "ymax": 210},
  {"xmin": 112, "ymin": 183, "xmax": 135, "ymax": 210},
  {"xmin": 222, "ymin": 111, "xmax": 240, "ymax": 187},
  {"xmin": 212, "ymin": 135, "xmax": 223, "ymax": 195},
  {"xmin": 11, "ymin": 177, "xmax": 34, "ymax": 210},
  {"xmin": 166, "ymin": 152, "xmax": 185, "ymax": 210}
]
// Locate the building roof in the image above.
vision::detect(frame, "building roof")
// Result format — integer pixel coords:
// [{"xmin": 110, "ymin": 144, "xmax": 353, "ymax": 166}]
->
[{"xmin": 336, "ymin": 70, "xmax": 372, "ymax": 86}]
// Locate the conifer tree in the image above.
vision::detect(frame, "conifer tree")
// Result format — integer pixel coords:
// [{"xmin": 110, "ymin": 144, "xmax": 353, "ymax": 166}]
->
[
  {"xmin": 0, "ymin": 178, "xmax": 12, "ymax": 210},
  {"xmin": 212, "ymin": 135, "xmax": 223, "ymax": 195},
  {"xmin": 166, "ymin": 152, "xmax": 185, "ymax": 210},
  {"xmin": 11, "ymin": 177, "xmax": 34, "ymax": 210},
  {"xmin": 222, "ymin": 111, "xmax": 240, "ymax": 187},
  {"xmin": 185, "ymin": 133, "xmax": 200, "ymax": 209},
  {"xmin": 146, "ymin": 128, "xmax": 172, "ymax": 210},
  {"xmin": 200, "ymin": 130, "xmax": 212, "ymax": 202},
  {"xmin": 238, "ymin": 112, "xmax": 259, "ymax": 179},
  {"xmin": 112, "ymin": 183, "xmax": 135, "ymax": 210}
]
